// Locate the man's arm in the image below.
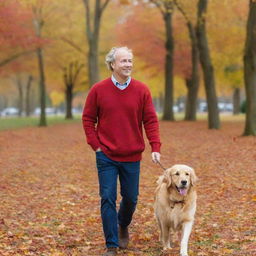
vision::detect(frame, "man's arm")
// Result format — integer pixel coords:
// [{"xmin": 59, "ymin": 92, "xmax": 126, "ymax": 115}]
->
[
  {"xmin": 142, "ymin": 88, "xmax": 161, "ymax": 162},
  {"xmin": 82, "ymin": 88, "xmax": 102, "ymax": 151}
]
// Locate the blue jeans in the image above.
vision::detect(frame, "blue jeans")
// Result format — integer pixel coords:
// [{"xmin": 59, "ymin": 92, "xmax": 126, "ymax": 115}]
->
[{"xmin": 96, "ymin": 151, "xmax": 140, "ymax": 248}]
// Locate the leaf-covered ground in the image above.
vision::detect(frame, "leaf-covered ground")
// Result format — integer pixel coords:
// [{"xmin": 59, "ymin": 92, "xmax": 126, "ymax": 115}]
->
[{"xmin": 0, "ymin": 121, "xmax": 255, "ymax": 256}]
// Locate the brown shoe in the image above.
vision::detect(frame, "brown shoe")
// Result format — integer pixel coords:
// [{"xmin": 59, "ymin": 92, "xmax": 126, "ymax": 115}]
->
[
  {"xmin": 118, "ymin": 225, "xmax": 129, "ymax": 249},
  {"xmin": 103, "ymin": 247, "xmax": 117, "ymax": 256}
]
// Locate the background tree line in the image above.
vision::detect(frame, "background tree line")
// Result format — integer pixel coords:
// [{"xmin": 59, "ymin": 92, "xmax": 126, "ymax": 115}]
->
[{"xmin": 0, "ymin": 0, "xmax": 255, "ymax": 135}]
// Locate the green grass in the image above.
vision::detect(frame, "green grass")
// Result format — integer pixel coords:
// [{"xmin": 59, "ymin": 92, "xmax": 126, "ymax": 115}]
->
[
  {"xmin": 0, "ymin": 115, "xmax": 81, "ymax": 131},
  {"xmin": 0, "ymin": 113, "xmax": 245, "ymax": 131},
  {"xmin": 159, "ymin": 112, "xmax": 245, "ymax": 122}
]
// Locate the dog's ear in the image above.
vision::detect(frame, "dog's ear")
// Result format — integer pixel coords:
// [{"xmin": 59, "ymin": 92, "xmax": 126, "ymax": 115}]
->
[
  {"xmin": 190, "ymin": 168, "xmax": 198, "ymax": 186},
  {"xmin": 163, "ymin": 169, "xmax": 172, "ymax": 188}
]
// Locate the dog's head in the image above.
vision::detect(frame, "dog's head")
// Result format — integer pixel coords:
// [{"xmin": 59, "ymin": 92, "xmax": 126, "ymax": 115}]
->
[{"xmin": 163, "ymin": 164, "xmax": 197, "ymax": 196}]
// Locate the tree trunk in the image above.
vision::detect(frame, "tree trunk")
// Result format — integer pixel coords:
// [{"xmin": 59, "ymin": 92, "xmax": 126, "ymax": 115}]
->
[
  {"xmin": 185, "ymin": 78, "xmax": 198, "ymax": 120},
  {"xmin": 63, "ymin": 61, "xmax": 84, "ymax": 119},
  {"xmin": 88, "ymin": 38, "xmax": 99, "ymax": 86},
  {"xmin": 196, "ymin": 0, "xmax": 220, "ymax": 129},
  {"xmin": 243, "ymin": 0, "xmax": 256, "ymax": 136},
  {"xmin": 33, "ymin": 10, "xmax": 47, "ymax": 126},
  {"xmin": 83, "ymin": 0, "xmax": 110, "ymax": 87},
  {"xmin": 162, "ymin": 11, "xmax": 175, "ymax": 121},
  {"xmin": 185, "ymin": 22, "xmax": 200, "ymax": 121},
  {"xmin": 25, "ymin": 75, "xmax": 33, "ymax": 116},
  {"xmin": 16, "ymin": 76, "xmax": 23, "ymax": 117},
  {"xmin": 65, "ymin": 85, "xmax": 73, "ymax": 119},
  {"xmin": 36, "ymin": 47, "xmax": 47, "ymax": 126},
  {"xmin": 232, "ymin": 88, "xmax": 240, "ymax": 115}
]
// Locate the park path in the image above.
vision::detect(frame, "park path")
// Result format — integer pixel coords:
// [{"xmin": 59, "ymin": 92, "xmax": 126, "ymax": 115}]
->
[{"xmin": 0, "ymin": 121, "xmax": 255, "ymax": 256}]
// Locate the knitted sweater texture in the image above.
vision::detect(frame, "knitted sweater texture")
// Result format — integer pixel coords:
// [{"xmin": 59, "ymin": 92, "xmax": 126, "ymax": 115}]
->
[{"xmin": 82, "ymin": 78, "xmax": 161, "ymax": 162}]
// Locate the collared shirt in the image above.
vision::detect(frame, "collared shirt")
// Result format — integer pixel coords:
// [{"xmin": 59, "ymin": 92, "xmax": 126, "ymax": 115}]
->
[{"xmin": 111, "ymin": 75, "xmax": 131, "ymax": 90}]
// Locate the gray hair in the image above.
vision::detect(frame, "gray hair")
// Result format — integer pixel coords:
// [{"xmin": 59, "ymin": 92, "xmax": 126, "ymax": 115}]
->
[{"xmin": 105, "ymin": 46, "xmax": 133, "ymax": 71}]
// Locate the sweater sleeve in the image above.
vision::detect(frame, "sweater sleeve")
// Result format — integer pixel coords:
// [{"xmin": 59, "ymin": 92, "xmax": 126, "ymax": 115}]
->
[
  {"xmin": 82, "ymin": 87, "xmax": 101, "ymax": 151},
  {"xmin": 142, "ymin": 88, "xmax": 161, "ymax": 153}
]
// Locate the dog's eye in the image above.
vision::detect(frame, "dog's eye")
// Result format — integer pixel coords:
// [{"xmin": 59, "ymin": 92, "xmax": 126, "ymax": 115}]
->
[
  {"xmin": 175, "ymin": 172, "xmax": 179, "ymax": 176},
  {"xmin": 186, "ymin": 173, "xmax": 189, "ymax": 176}
]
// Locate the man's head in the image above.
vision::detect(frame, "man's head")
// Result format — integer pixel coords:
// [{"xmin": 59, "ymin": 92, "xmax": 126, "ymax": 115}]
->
[{"xmin": 105, "ymin": 46, "xmax": 133, "ymax": 82}]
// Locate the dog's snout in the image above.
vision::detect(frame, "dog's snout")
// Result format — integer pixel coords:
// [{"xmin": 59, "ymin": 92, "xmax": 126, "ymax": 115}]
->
[{"xmin": 181, "ymin": 180, "xmax": 187, "ymax": 186}]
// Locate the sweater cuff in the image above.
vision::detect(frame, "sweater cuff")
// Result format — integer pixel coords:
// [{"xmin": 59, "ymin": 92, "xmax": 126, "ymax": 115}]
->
[{"xmin": 151, "ymin": 142, "xmax": 161, "ymax": 153}]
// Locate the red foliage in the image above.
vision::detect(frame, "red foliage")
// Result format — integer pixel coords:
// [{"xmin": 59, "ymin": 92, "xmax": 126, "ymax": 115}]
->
[
  {"xmin": 0, "ymin": 0, "xmax": 36, "ymax": 50},
  {"xmin": 0, "ymin": 0, "xmax": 50, "ymax": 75}
]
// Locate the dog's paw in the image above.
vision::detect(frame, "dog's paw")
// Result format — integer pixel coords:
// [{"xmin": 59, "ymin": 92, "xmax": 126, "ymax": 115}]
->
[{"xmin": 163, "ymin": 246, "xmax": 172, "ymax": 250}]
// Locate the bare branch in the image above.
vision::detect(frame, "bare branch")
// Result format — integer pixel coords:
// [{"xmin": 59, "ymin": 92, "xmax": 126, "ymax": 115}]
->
[
  {"xmin": 60, "ymin": 37, "xmax": 86, "ymax": 55},
  {"xmin": 73, "ymin": 62, "xmax": 85, "ymax": 85},
  {"xmin": 101, "ymin": 0, "xmax": 111, "ymax": 13},
  {"xmin": 0, "ymin": 49, "xmax": 35, "ymax": 67},
  {"xmin": 174, "ymin": 0, "xmax": 190, "ymax": 24},
  {"xmin": 149, "ymin": 0, "xmax": 165, "ymax": 16}
]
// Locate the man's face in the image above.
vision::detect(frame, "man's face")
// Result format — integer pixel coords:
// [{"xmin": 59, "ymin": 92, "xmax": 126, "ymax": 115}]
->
[{"xmin": 111, "ymin": 49, "xmax": 133, "ymax": 81}]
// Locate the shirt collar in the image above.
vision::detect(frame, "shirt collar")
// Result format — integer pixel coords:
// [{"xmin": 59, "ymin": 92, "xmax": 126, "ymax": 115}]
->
[{"xmin": 111, "ymin": 75, "xmax": 131, "ymax": 87}]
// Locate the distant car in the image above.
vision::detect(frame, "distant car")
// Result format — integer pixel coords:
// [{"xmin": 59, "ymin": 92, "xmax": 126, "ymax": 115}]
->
[
  {"xmin": 218, "ymin": 103, "xmax": 226, "ymax": 112},
  {"xmin": 198, "ymin": 102, "xmax": 207, "ymax": 112},
  {"xmin": 1, "ymin": 107, "xmax": 19, "ymax": 116},
  {"xmin": 34, "ymin": 107, "xmax": 57, "ymax": 115},
  {"xmin": 173, "ymin": 105, "xmax": 179, "ymax": 113}
]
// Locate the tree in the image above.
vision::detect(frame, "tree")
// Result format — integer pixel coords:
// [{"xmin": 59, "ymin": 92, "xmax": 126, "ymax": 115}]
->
[
  {"xmin": 243, "ymin": 0, "xmax": 256, "ymax": 136},
  {"xmin": 82, "ymin": 0, "xmax": 110, "ymax": 87},
  {"xmin": 25, "ymin": 75, "xmax": 34, "ymax": 116},
  {"xmin": 14, "ymin": 74, "xmax": 34, "ymax": 116},
  {"xmin": 149, "ymin": 0, "xmax": 175, "ymax": 121},
  {"xmin": 174, "ymin": 0, "xmax": 199, "ymax": 121},
  {"xmin": 196, "ymin": 0, "xmax": 220, "ymax": 129},
  {"xmin": 224, "ymin": 65, "xmax": 243, "ymax": 115},
  {"xmin": 206, "ymin": 0, "xmax": 247, "ymax": 116},
  {"xmin": 63, "ymin": 61, "xmax": 84, "ymax": 119},
  {"xmin": 16, "ymin": 75, "xmax": 24, "ymax": 116},
  {"xmin": 33, "ymin": 7, "xmax": 46, "ymax": 126}
]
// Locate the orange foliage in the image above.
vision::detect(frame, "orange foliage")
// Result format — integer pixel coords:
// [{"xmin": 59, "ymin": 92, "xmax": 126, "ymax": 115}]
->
[
  {"xmin": 116, "ymin": 4, "xmax": 191, "ymax": 78},
  {"xmin": 0, "ymin": 121, "xmax": 255, "ymax": 255},
  {"xmin": 0, "ymin": 0, "xmax": 34, "ymax": 50}
]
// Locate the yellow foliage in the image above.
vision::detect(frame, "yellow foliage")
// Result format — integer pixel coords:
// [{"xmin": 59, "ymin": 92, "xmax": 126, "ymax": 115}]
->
[
  {"xmin": 174, "ymin": 76, "xmax": 187, "ymax": 98},
  {"xmin": 50, "ymin": 90, "xmax": 64, "ymax": 107}
]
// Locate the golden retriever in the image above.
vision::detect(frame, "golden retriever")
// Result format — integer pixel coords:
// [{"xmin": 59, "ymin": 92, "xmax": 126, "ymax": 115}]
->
[{"xmin": 154, "ymin": 164, "xmax": 198, "ymax": 256}]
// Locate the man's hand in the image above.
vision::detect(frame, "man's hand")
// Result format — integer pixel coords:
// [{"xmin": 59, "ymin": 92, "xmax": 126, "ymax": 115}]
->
[{"xmin": 152, "ymin": 152, "xmax": 161, "ymax": 163}]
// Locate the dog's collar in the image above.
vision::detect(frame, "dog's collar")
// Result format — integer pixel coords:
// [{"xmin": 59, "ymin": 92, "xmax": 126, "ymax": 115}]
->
[
  {"xmin": 173, "ymin": 200, "xmax": 185, "ymax": 204},
  {"xmin": 170, "ymin": 199, "xmax": 185, "ymax": 208}
]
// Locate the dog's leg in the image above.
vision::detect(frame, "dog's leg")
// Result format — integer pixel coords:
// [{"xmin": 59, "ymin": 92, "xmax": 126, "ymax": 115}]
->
[
  {"xmin": 156, "ymin": 216, "xmax": 162, "ymax": 242},
  {"xmin": 161, "ymin": 223, "xmax": 171, "ymax": 250},
  {"xmin": 180, "ymin": 221, "xmax": 193, "ymax": 256}
]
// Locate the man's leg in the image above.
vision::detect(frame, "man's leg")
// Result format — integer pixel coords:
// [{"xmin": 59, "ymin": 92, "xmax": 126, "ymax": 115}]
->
[
  {"xmin": 96, "ymin": 152, "xmax": 119, "ymax": 249},
  {"xmin": 118, "ymin": 161, "xmax": 140, "ymax": 248}
]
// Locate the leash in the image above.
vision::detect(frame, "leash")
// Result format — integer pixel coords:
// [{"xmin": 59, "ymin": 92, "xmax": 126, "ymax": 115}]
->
[{"xmin": 156, "ymin": 160, "xmax": 167, "ymax": 171}]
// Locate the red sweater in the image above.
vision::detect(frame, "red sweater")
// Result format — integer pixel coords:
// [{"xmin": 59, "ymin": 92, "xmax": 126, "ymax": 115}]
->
[{"xmin": 82, "ymin": 78, "xmax": 161, "ymax": 162}]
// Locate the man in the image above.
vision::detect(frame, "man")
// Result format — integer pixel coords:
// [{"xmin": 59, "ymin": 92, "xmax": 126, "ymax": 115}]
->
[{"xmin": 82, "ymin": 46, "xmax": 161, "ymax": 256}]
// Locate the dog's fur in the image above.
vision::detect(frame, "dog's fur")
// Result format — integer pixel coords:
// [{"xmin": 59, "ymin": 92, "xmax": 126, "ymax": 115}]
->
[{"xmin": 154, "ymin": 164, "xmax": 198, "ymax": 256}]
